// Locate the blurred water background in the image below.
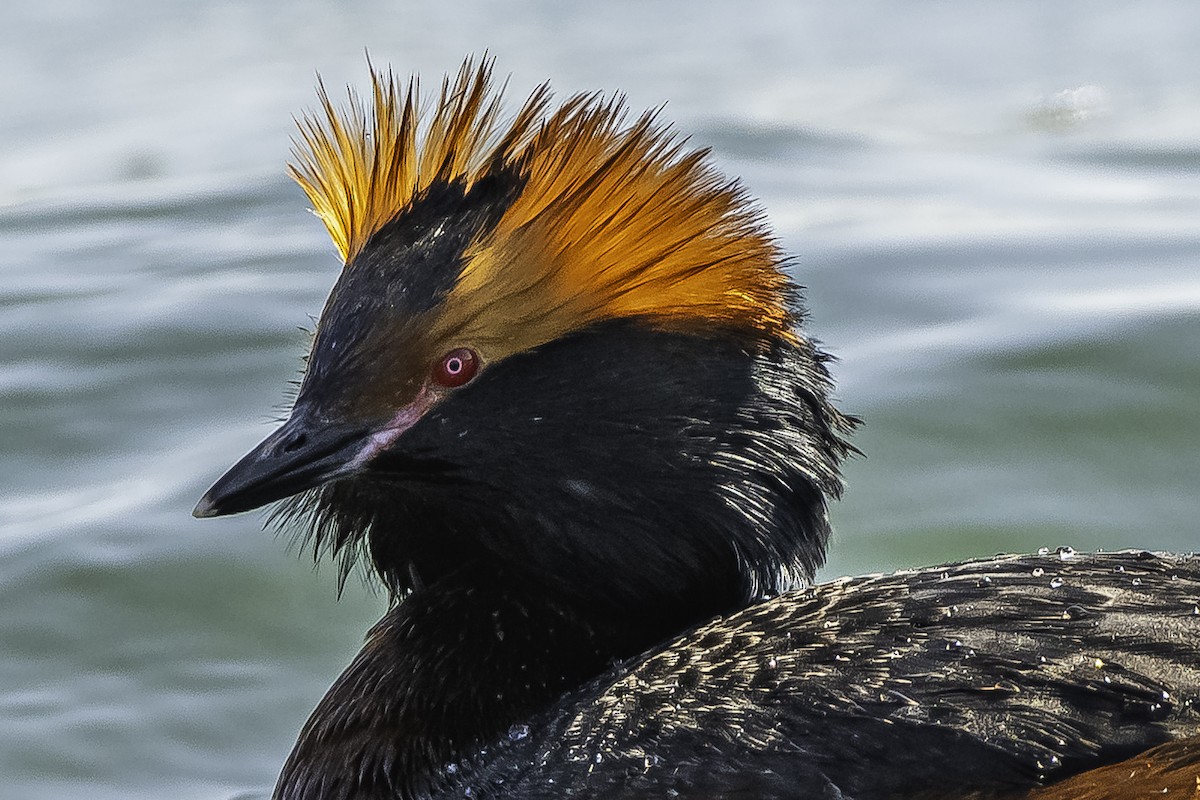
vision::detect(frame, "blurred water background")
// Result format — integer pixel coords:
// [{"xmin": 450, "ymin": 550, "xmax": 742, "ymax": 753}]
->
[{"xmin": 1, "ymin": 1, "xmax": 1197, "ymax": 797}]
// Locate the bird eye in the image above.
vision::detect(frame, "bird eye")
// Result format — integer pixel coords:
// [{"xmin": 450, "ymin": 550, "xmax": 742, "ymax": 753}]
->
[{"xmin": 433, "ymin": 347, "xmax": 479, "ymax": 388}]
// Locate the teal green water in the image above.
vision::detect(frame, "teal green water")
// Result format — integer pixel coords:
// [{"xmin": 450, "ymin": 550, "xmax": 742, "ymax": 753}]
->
[{"xmin": 2, "ymin": 2, "xmax": 1199, "ymax": 798}]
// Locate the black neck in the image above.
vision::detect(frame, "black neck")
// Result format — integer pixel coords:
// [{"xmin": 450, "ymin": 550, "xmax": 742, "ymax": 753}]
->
[{"xmin": 274, "ymin": 559, "xmax": 730, "ymax": 800}]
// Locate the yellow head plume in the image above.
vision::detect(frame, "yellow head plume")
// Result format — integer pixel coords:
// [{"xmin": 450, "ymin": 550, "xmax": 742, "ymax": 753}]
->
[{"xmin": 289, "ymin": 57, "xmax": 796, "ymax": 364}]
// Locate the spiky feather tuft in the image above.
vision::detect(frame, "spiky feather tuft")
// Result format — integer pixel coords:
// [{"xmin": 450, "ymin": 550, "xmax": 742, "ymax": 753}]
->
[
  {"xmin": 289, "ymin": 58, "xmax": 547, "ymax": 265},
  {"xmin": 289, "ymin": 57, "xmax": 796, "ymax": 357}
]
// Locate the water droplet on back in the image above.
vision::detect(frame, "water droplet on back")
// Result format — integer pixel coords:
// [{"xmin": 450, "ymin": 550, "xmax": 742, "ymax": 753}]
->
[{"xmin": 1062, "ymin": 605, "xmax": 1088, "ymax": 620}]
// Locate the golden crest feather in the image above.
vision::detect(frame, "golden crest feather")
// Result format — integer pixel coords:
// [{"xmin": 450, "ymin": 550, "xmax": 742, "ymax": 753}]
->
[
  {"xmin": 289, "ymin": 59, "xmax": 547, "ymax": 264},
  {"xmin": 289, "ymin": 57, "xmax": 796, "ymax": 357}
]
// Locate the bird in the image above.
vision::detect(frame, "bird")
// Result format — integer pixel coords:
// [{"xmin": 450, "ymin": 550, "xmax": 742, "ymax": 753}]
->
[{"xmin": 194, "ymin": 58, "xmax": 1200, "ymax": 800}]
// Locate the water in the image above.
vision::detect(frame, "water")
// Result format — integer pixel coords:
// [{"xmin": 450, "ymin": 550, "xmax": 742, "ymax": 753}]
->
[{"xmin": 2, "ymin": 2, "xmax": 1198, "ymax": 797}]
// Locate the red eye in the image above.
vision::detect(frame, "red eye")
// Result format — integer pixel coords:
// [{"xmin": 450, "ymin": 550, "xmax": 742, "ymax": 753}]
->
[{"xmin": 433, "ymin": 347, "xmax": 479, "ymax": 388}]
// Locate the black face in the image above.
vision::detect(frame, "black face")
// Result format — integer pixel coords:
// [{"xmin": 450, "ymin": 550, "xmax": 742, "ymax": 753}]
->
[
  {"xmin": 193, "ymin": 169, "xmax": 525, "ymax": 520},
  {"xmin": 276, "ymin": 318, "xmax": 854, "ymax": 620}
]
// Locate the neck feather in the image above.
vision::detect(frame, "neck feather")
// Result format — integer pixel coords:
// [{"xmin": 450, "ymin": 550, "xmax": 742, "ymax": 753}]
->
[{"xmin": 274, "ymin": 559, "xmax": 729, "ymax": 800}]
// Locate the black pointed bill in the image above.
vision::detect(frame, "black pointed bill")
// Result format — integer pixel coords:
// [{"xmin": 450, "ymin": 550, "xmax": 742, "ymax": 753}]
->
[{"xmin": 193, "ymin": 412, "xmax": 369, "ymax": 518}]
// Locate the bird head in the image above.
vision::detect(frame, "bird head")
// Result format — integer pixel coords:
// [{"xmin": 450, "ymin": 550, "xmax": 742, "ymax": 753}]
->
[{"xmin": 195, "ymin": 59, "xmax": 856, "ymax": 615}]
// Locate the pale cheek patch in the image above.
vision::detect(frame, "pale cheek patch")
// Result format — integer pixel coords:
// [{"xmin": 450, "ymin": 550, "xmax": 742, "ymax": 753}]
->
[{"xmin": 347, "ymin": 384, "xmax": 438, "ymax": 469}]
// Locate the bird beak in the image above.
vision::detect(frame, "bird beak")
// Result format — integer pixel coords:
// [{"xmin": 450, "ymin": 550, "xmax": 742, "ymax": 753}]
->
[{"xmin": 193, "ymin": 411, "xmax": 368, "ymax": 518}]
